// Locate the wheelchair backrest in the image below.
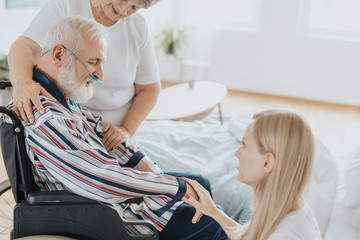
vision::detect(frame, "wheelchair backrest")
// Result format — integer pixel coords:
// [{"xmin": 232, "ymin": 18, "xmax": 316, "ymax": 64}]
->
[{"xmin": 0, "ymin": 106, "xmax": 40, "ymax": 203}]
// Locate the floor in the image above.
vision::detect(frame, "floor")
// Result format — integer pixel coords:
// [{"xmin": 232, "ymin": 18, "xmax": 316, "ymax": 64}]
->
[
  {"xmin": 0, "ymin": 150, "xmax": 13, "ymax": 240},
  {"xmin": 221, "ymin": 89, "xmax": 360, "ymax": 160},
  {"xmin": 1, "ymin": 83, "xmax": 360, "ymax": 239}
]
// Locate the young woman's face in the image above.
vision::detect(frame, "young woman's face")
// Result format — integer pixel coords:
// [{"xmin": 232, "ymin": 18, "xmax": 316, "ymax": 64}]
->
[{"xmin": 235, "ymin": 123, "xmax": 268, "ymax": 188}]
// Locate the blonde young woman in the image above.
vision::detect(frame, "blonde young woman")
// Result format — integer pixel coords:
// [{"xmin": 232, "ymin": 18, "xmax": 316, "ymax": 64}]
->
[{"xmin": 183, "ymin": 109, "xmax": 322, "ymax": 240}]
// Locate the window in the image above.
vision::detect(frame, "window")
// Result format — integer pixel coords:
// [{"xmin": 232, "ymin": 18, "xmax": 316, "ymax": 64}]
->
[{"xmin": 300, "ymin": 0, "xmax": 360, "ymax": 40}]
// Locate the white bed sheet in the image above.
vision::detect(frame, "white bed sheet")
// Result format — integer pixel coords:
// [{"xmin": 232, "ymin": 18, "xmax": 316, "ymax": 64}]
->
[{"xmin": 137, "ymin": 117, "xmax": 253, "ymax": 224}]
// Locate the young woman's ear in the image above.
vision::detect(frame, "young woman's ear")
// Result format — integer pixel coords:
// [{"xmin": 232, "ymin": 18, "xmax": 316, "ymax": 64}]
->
[
  {"xmin": 264, "ymin": 152, "xmax": 276, "ymax": 173},
  {"xmin": 52, "ymin": 44, "xmax": 66, "ymax": 67}
]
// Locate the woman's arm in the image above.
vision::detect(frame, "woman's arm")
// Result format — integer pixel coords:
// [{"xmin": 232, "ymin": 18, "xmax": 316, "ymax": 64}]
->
[
  {"xmin": 101, "ymin": 14, "xmax": 161, "ymax": 150},
  {"xmin": 183, "ymin": 179, "xmax": 241, "ymax": 239},
  {"xmin": 8, "ymin": 36, "xmax": 54, "ymax": 123},
  {"xmin": 101, "ymin": 82, "xmax": 160, "ymax": 150},
  {"xmin": 122, "ymin": 82, "xmax": 160, "ymax": 135}
]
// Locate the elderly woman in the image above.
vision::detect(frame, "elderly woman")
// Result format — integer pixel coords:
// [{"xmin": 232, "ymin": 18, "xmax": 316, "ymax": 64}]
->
[
  {"xmin": 8, "ymin": 0, "xmax": 161, "ymax": 151},
  {"xmin": 183, "ymin": 109, "xmax": 323, "ymax": 240}
]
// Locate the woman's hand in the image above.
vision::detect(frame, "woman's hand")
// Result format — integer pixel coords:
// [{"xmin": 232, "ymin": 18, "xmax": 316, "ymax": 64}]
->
[
  {"xmin": 182, "ymin": 179, "xmax": 219, "ymax": 221},
  {"xmin": 12, "ymin": 81, "xmax": 55, "ymax": 123},
  {"xmin": 102, "ymin": 125, "xmax": 130, "ymax": 151},
  {"xmin": 181, "ymin": 180, "xmax": 204, "ymax": 224}
]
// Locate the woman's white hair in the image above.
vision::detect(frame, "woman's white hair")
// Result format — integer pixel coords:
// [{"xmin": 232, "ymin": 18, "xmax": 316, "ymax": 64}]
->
[
  {"xmin": 42, "ymin": 16, "xmax": 108, "ymax": 54},
  {"xmin": 141, "ymin": 0, "xmax": 161, "ymax": 9}
]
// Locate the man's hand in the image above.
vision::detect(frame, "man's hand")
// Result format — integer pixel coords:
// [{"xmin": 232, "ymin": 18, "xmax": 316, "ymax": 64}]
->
[
  {"xmin": 102, "ymin": 125, "xmax": 130, "ymax": 151},
  {"xmin": 182, "ymin": 179, "xmax": 204, "ymax": 224},
  {"xmin": 12, "ymin": 81, "xmax": 55, "ymax": 123},
  {"xmin": 136, "ymin": 157, "xmax": 163, "ymax": 174}
]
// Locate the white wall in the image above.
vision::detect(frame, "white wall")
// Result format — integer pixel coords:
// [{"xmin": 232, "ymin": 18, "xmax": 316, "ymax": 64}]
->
[
  {"xmin": 143, "ymin": 0, "xmax": 360, "ymax": 106},
  {"xmin": 0, "ymin": 0, "xmax": 42, "ymax": 55},
  {"xmin": 208, "ymin": 0, "xmax": 360, "ymax": 106},
  {"xmin": 1, "ymin": 0, "xmax": 359, "ymax": 106}
]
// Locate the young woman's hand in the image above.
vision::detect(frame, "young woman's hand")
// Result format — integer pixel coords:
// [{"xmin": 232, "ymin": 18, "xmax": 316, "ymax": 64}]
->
[
  {"xmin": 182, "ymin": 179, "xmax": 219, "ymax": 220},
  {"xmin": 181, "ymin": 180, "xmax": 203, "ymax": 224}
]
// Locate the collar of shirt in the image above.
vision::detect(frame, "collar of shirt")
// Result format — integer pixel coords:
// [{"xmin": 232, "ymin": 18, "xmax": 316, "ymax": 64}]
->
[{"xmin": 33, "ymin": 65, "xmax": 71, "ymax": 112}]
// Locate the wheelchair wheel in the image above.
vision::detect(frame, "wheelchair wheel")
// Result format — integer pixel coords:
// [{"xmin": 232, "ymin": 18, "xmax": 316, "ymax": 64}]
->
[
  {"xmin": 0, "ymin": 179, "xmax": 14, "ymax": 238},
  {"xmin": 0, "ymin": 179, "xmax": 11, "ymax": 196}
]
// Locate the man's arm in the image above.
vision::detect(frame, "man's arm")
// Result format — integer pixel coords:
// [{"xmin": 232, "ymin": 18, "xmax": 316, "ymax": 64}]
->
[
  {"xmin": 20, "ymin": 98, "xmax": 186, "ymax": 215},
  {"xmin": 81, "ymin": 101, "xmax": 162, "ymax": 174}
]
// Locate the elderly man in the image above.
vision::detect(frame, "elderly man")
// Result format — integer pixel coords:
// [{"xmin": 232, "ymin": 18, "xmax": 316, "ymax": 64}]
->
[{"xmin": 5, "ymin": 16, "xmax": 225, "ymax": 239}]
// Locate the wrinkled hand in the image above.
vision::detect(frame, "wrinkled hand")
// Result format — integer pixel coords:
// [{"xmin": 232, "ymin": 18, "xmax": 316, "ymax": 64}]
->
[
  {"xmin": 136, "ymin": 157, "xmax": 163, "ymax": 174},
  {"xmin": 13, "ymin": 81, "xmax": 55, "ymax": 123},
  {"xmin": 181, "ymin": 179, "xmax": 204, "ymax": 224},
  {"xmin": 182, "ymin": 179, "xmax": 218, "ymax": 223},
  {"xmin": 102, "ymin": 125, "xmax": 130, "ymax": 151}
]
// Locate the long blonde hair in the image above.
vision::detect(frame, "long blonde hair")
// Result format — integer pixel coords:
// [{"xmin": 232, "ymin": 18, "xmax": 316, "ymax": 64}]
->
[{"xmin": 238, "ymin": 109, "xmax": 315, "ymax": 240}]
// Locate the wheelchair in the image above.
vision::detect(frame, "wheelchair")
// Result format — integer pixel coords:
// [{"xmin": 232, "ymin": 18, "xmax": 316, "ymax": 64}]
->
[{"xmin": 0, "ymin": 81, "xmax": 159, "ymax": 240}]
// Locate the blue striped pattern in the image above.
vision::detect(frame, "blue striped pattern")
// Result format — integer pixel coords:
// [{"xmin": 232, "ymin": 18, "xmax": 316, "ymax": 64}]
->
[{"xmin": 5, "ymin": 97, "xmax": 186, "ymax": 232}]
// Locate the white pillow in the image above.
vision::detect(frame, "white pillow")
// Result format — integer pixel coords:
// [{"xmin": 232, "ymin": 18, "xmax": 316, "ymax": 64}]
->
[
  {"xmin": 324, "ymin": 132, "xmax": 360, "ymax": 240},
  {"xmin": 344, "ymin": 150, "xmax": 360, "ymax": 208},
  {"xmin": 324, "ymin": 198, "xmax": 360, "ymax": 240},
  {"xmin": 306, "ymin": 138, "xmax": 338, "ymax": 236}
]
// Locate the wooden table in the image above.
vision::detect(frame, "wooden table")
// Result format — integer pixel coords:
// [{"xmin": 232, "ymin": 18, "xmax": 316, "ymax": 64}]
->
[{"xmin": 146, "ymin": 81, "xmax": 227, "ymax": 123}]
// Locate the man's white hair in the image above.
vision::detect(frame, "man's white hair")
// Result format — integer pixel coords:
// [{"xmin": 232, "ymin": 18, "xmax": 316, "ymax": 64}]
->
[{"xmin": 42, "ymin": 16, "xmax": 108, "ymax": 54}]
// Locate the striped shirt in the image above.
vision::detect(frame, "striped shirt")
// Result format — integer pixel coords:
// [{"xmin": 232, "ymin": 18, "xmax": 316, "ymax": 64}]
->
[{"xmin": 4, "ymin": 66, "xmax": 186, "ymax": 233}]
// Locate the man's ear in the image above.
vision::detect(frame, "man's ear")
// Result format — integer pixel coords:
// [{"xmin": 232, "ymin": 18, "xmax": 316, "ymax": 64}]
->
[
  {"xmin": 263, "ymin": 152, "xmax": 276, "ymax": 173},
  {"xmin": 52, "ymin": 44, "xmax": 66, "ymax": 67}
]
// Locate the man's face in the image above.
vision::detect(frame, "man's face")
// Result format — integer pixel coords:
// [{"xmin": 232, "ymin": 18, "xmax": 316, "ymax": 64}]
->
[
  {"xmin": 58, "ymin": 40, "xmax": 107, "ymax": 104},
  {"xmin": 102, "ymin": 0, "xmax": 145, "ymax": 20},
  {"xmin": 73, "ymin": 39, "xmax": 107, "ymax": 86}
]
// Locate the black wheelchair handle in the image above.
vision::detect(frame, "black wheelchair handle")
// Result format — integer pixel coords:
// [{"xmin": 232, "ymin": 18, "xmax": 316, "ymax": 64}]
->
[
  {"xmin": 0, "ymin": 106, "xmax": 23, "ymax": 135},
  {"xmin": 0, "ymin": 81, "xmax": 12, "ymax": 90}
]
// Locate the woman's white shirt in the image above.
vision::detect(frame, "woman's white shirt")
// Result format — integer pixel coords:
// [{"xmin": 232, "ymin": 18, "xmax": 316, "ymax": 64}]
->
[
  {"xmin": 23, "ymin": 0, "xmax": 160, "ymax": 126},
  {"xmin": 268, "ymin": 204, "xmax": 322, "ymax": 240}
]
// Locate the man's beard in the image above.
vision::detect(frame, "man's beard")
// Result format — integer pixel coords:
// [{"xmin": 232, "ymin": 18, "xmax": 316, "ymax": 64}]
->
[{"xmin": 57, "ymin": 59, "xmax": 94, "ymax": 104}]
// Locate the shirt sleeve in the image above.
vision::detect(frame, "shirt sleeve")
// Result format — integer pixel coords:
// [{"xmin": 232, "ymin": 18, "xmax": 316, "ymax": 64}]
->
[
  {"xmin": 22, "ymin": 0, "xmax": 68, "ymax": 48},
  {"xmin": 24, "ymin": 100, "xmax": 186, "ymax": 215},
  {"xmin": 133, "ymin": 14, "xmax": 160, "ymax": 85},
  {"xmin": 80, "ymin": 104, "xmax": 144, "ymax": 168}
]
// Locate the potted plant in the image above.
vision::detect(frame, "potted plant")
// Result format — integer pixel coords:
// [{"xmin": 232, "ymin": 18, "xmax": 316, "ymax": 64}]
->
[
  {"xmin": 0, "ymin": 55, "xmax": 12, "ymax": 105},
  {"xmin": 156, "ymin": 26, "xmax": 188, "ymax": 57},
  {"xmin": 0, "ymin": 55, "xmax": 9, "ymax": 82},
  {"xmin": 155, "ymin": 26, "xmax": 188, "ymax": 82}
]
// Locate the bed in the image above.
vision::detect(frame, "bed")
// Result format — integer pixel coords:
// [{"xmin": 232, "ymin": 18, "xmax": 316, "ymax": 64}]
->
[
  {"xmin": 137, "ymin": 115, "xmax": 253, "ymax": 224},
  {"xmin": 136, "ymin": 114, "xmax": 340, "ymax": 237}
]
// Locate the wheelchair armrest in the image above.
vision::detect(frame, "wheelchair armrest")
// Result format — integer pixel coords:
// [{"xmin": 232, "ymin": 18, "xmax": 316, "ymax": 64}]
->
[
  {"xmin": 27, "ymin": 191, "xmax": 98, "ymax": 204},
  {"xmin": 27, "ymin": 191, "xmax": 143, "ymax": 205}
]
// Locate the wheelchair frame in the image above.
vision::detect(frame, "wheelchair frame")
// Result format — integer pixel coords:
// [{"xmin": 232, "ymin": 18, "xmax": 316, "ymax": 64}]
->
[{"xmin": 0, "ymin": 81, "xmax": 159, "ymax": 240}]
